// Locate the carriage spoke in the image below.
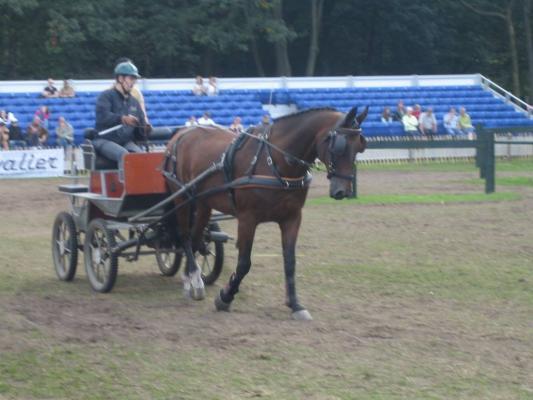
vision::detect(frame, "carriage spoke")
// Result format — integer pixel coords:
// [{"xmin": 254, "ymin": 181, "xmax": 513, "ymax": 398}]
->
[{"xmin": 200, "ymin": 253, "xmax": 212, "ymax": 274}]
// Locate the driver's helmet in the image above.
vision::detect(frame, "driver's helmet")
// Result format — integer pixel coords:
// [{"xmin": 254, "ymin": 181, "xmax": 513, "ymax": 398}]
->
[{"xmin": 114, "ymin": 61, "xmax": 141, "ymax": 78}]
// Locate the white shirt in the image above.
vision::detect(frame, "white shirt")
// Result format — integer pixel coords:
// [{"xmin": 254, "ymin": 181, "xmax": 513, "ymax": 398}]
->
[
  {"xmin": 207, "ymin": 83, "xmax": 218, "ymax": 96},
  {"xmin": 443, "ymin": 113, "xmax": 458, "ymax": 129},
  {"xmin": 402, "ymin": 114, "xmax": 419, "ymax": 132},
  {"xmin": 198, "ymin": 117, "xmax": 215, "ymax": 126},
  {"xmin": 419, "ymin": 112, "xmax": 436, "ymax": 130}
]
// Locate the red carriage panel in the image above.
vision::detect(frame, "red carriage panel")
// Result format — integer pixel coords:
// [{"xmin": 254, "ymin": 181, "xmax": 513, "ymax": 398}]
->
[{"xmin": 123, "ymin": 152, "xmax": 167, "ymax": 195}]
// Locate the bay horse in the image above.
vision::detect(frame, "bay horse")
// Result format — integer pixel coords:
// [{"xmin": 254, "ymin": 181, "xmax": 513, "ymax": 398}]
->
[{"xmin": 163, "ymin": 107, "xmax": 367, "ymax": 320}]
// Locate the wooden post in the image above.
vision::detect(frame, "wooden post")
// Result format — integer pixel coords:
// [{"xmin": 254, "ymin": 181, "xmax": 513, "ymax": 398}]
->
[
  {"xmin": 475, "ymin": 124, "xmax": 482, "ymax": 170},
  {"xmin": 485, "ymin": 129, "xmax": 495, "ymax": 194},
  {"xmin": 351, "ymin": 162, "xmax": 357, "ymax": 199},
  {"xmin": 478, "ymin": 125, "xmax": 486, "ymax": 179}
]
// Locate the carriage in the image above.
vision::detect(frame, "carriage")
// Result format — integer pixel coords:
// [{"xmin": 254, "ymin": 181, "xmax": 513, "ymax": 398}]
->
[{"xmin": 51, "ymin": 127, "xmax": 230, "ymax": 293}]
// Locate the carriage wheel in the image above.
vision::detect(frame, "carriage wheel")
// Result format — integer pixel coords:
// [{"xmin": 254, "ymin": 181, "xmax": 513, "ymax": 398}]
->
[
  {"xmin": 155, "ymin": 242, "xmax": 182, "ymax": 277},
  {"xmin": 51, "ymin": 212, "xmax": 78, "ymax": 281},
  {"xmin": 84, "ymin": 219, "xmax": 118, "ymax": 293},
  {"xmin": 199, "ymin": 222, "xmax": 224, "ymax": 285}
]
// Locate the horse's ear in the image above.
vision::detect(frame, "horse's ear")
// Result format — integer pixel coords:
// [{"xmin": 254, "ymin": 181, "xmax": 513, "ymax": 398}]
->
[
  {"xmin": 342, "ymin": 107, "xmax": 358, "ymax": 128},
  {"xmin": 356, "ymin": 106, "xmax": 369, "ymax": 126}
]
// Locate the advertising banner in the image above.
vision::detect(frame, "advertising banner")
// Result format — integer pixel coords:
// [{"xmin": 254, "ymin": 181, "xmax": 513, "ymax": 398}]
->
[{"xmin": 0, "ymin": 148, "xmax": 65, "ymax": 178}]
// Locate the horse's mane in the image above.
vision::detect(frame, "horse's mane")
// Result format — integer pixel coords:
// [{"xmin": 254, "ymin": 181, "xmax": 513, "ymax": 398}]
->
[{"xmin": 273, "ymin": 107, "xmax": 338, "ymax": 123}]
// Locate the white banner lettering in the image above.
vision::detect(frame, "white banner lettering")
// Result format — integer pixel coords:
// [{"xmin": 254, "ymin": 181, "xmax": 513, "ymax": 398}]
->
[{"xmin": 0, "ymin": 148, "xmax": 65, "ymax": 178}]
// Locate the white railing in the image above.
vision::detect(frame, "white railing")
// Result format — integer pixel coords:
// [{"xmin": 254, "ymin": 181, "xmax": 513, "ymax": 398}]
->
[
  {"xmin": 3, "ymin": 136, "xmax": 532, "ymax": 178},
  {"xmin": 480, "ymin": 75, "xmax": 532, "ymax": 118},
  {"xmin": 0, "ymin": 74, "xmax": 483, "ymax": 94}
]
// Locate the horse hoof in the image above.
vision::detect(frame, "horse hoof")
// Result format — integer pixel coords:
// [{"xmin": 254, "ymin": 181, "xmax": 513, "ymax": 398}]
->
[
  {"xmin": 214, "ymin": 292, "xmax": 231, "ymax": 312},
  {"xmin": 190, "ymin": 286, "xmax": 205, "ymax": 301},
  {"xmin": 292, "ymin": 309, "xmax": 313, "ymax": 321}
]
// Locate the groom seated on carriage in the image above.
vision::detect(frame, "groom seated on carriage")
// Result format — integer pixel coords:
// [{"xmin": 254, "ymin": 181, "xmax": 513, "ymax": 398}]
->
[{"xmin": 90, "ymin": 61, "xmax": 151, "ymax": 171}]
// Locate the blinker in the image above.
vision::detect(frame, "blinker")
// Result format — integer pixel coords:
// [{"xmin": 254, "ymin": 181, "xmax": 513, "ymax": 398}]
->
[{"xmin": 331, "ymin": 132, "xmax": 347, "ymax": 156}]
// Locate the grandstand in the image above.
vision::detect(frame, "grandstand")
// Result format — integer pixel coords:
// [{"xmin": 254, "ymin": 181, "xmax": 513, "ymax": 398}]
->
[{"xmin": 0, "ymin": 74, "xmax": 531, "ymax": 145}]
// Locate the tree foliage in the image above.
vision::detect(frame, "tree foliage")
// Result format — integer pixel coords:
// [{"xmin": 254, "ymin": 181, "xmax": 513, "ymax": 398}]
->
[{"xmin": 0, "ymin": 0, "xmax": 531, "ymax": 100}]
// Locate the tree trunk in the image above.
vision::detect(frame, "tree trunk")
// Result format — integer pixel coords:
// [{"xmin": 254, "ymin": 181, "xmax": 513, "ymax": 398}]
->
[
  {"xmin": 505, "ymin": 4, "xmax": 520, "ymax": 97},
  {"xmin": 202, "ymin": 47, "xmax": 214, "ymax": 76},
  {"xmin": 250, "ymin": 35, "xmax": 265, "ymax": 77},
  {"xmin": 273, "ymin": 0, "xmax": 292, "ymax": 76},
  {"xmin": 524, "ymin": 0, "xmax": 533, "ymax": 103},
  {"xmin": 305, "ymin": 0, "xmax": 324, "ymax": 76},
  {"xmin": 243, "ymin": 2, "xmax": 265, "ymax": 77},
  {"xmin": 459, "ymin": 0, "xmax": 520, "ymax": 96}
]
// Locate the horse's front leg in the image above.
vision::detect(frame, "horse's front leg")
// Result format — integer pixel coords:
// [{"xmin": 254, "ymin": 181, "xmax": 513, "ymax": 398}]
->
[
  {"xmin": 215, "ymin": 216, "xmax": 257, "ymax": 311},
  {"xmin": 280, "ymin": 211, "xmax": 312, "ymax": 321}
]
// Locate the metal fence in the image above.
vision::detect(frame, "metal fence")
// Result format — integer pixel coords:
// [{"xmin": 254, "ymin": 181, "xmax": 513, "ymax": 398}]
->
[{"xmin": 352, "ymin": 126, "xmax": 533, "ymax": 197}]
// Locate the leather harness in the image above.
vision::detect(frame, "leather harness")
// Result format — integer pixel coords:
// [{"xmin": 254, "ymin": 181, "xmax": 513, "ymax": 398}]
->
[{"xmin": 162, "ymin": 126, "xmax": 313, "ymax": 211}]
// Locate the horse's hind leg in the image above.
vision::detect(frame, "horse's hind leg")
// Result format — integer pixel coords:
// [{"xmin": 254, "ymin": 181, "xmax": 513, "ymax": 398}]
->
[
  {"xmin": 215, "ymin": 216, "xmax": 257, "ymax": 311},
  {"xmin": 191, "ymin": 204, "xmax": 211, "ymax": 254},
  {"xmin": 280, "ymin": 211, "xmax": 312, "ymax": 321},
  {"xmin": 176, "ymin": 204, "xmax": 205, "ymax": 300}
]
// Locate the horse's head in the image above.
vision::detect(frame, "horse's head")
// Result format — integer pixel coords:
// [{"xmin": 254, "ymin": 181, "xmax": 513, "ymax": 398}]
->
[{"xmin": 319, "ymin": 106, "xmax": 368, "ymax": 199}]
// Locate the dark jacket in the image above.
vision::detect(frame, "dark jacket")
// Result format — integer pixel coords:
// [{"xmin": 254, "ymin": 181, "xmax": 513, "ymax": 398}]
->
[
  {"xmin": 95, "ymin": 87, "xmax": 146, "ymax": 145},
  {"xmin": 8, "ymin": 125, "xmax": 23, "ymax": 140}
]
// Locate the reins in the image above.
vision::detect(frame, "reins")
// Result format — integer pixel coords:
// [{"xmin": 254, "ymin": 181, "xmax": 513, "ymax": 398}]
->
[{"xmin": 237, "ymin": 126, "xmax": 314, "ymax": 170}]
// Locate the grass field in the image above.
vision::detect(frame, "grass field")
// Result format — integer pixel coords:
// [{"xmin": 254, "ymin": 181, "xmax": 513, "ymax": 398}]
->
[{"xmin": 0, "ymin": 159, "xmax": 532, "ymax": 399}]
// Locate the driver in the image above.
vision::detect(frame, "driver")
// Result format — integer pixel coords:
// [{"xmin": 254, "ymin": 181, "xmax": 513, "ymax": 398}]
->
[{"xmin": 93, "ymin": 61, "xmax": 150, "ymax": 170}]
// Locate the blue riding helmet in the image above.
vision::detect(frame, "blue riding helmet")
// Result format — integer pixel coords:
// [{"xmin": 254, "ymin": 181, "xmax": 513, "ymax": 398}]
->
[{"xmin": 114, "ymin": 61, "xmax": 141, "ymax": 78}]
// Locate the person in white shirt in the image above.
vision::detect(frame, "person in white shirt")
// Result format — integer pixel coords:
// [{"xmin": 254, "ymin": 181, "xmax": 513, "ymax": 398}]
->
[
  {"xmin": 197, "ymin": 111, "xmax": 215, "ymax": 126},
  {"xmin": 192, "ymin": 75, "xmax": 207, "ymax": 96},
  {"xmin": 207, "ymin": 76, "xmax": 218, "ymax": 96},
  {"xmin": 401, "ymin": 107, "xmax": 419, "ymax": 136},
  {"xmin": 419, "ymin": 107, "xmax": 437, "ymax": 139},
  {"xmin": 443, "ymin": 107, "xmax": 461, "ymax": 136},
  {"xmin": 229, "ymin": 116, "xmax": 244, "ymax": 132},
  {"xmin": 185, "ymin": 115, "xmax": 198, "ymax": 127}
]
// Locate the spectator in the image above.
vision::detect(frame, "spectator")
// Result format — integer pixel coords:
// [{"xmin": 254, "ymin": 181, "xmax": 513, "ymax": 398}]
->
[
  {"xmin": 412, "ymin": 104, "xmax": 422, "ymax": 119},
  {"xmin": 26, "ymin": 116, "xmax": 48, "ymax": 147},
  {"xmin": 55, "ymin": 116, "xmax": 74, "ymax": 147},
  {"xmin": 0, "ymin": 121, "xmax": 9, "ymax": 150},
  {"xmin": 35, "ymin": 105, "xmax": 51, "ymax": 129},
  {"xmin": 185, "ymin": 115, "xmax": 198, "ymax": 127},
  {"xmin": 8, "ymin": 119, "xmax": 24, "ymax": 145},
  {"xmin": 0, "ymin": 110, "xmax": 8, "ymax": 124},
  {"xmin": 419, "ymin": 107, "xmax": 438, "ymax": 139},
  {"xmin": 192, "ymin": 75, "xmax": 207, "ymax": 96},
  {"xmin": 443, "ymin": 107, "xmax": 461, "ymax": 136},
  {"xmin": 114, "ymin": 57, "xmax": 149, "ymax": 124},
  {"xmin": 41, "ymin": 78, "xmax": 59, "ymax": 98},
  {"xmin": 229, "ymin": 116, "xmax": 244, "ymax": 133},
  {"xmin": 0, "ymin": 110, "xmax": 16, "ymax": 125},
  {"xmin": 458, "ymin": 107, "xmax": 475, "ymax": 139},
  {"xmin": 393, "ymin": 100, "xmax": 406, "ymax": 121},
  {"xmin": 381, "ymin": 107, "xmax": 393, "ymax": 123},
  {"xmin": 207, "ymin": 76, "xmax": 218, "ymax": 96},
  {"xmin": 261, "ymin": 114, "xmax": 271, "ymax": 126},
  {"xmin": 59, "ymin": 79, "xmax": 76, "ymax": 98},
  {"xmin": 198, "ymin": 111, "xmax": 215, "ymax": 126},
  {"xmin": 93, "ymin": 61, "xmax": 147, "ymax": 171},
  {"xmin": 401, "ymin": 107, "xmax": 419, "ymax": 137}
]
